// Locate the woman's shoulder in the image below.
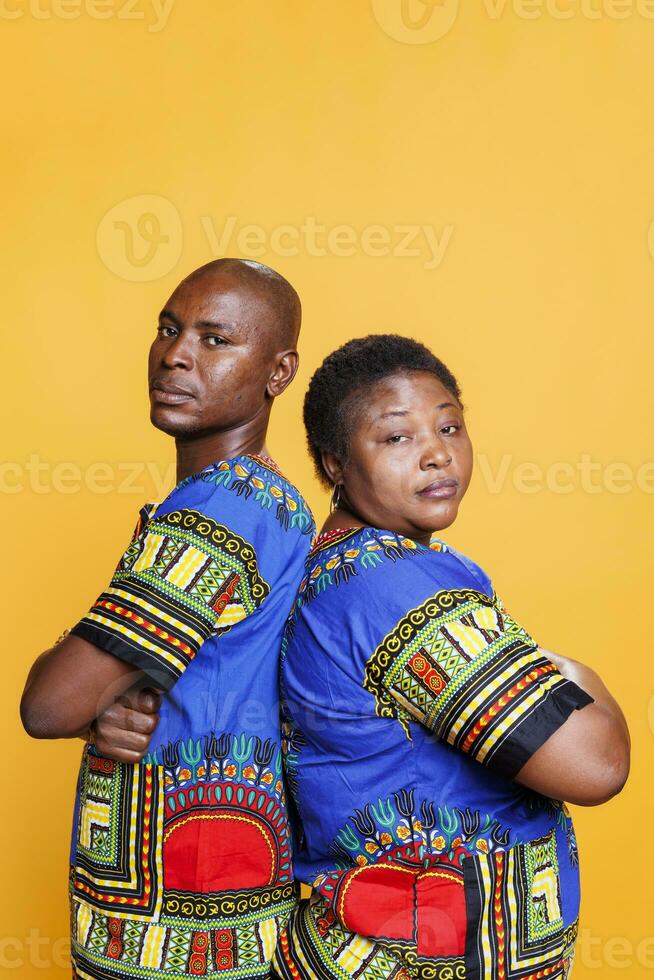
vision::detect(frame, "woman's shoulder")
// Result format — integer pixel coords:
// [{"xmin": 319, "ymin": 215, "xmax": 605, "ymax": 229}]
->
[
  {"xmin": 289, "ymin": 525, "xmax": 493, "ymax": 625},
  {"xmin": 438, "ymin": 541, "xmax": 493, "ymax": 597}
]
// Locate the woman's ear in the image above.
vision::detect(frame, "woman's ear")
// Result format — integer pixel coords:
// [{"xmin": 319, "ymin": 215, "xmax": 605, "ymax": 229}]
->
[{"xmin": 321, "ymin": 451, "xmax": 345, "ymax": 487}]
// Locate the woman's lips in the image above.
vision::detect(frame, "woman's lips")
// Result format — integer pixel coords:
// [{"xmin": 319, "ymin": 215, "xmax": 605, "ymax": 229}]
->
[{"xmin": 417, "ymin": 480, "xmax": 458, "ymax": 499}]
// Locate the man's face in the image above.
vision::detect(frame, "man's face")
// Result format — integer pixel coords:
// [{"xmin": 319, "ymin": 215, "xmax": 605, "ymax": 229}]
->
[{"xmin": 148, "ymin": 270, "xmax": 280, "ymax": 438}]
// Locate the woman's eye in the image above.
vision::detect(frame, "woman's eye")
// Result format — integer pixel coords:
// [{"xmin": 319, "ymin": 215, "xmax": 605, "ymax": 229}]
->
[
  {"xmin": 386, "ymin": 435, "xmax": 408, "ymax": 444},
  {"xmin": 441, "ymin": 425, "xmax": 459, "ymax": 435}
]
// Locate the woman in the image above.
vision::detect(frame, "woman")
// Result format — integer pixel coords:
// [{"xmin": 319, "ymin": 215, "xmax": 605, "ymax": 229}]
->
[{"xmin": 273, "ymin": 335, "xmax": 629, "ymax": 980}]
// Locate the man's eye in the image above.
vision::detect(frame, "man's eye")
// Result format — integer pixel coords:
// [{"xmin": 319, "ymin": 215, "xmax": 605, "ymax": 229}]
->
[
  {"xmin": 157, "ymin": 325, "xmax": 177, "ymax": 337},
  {"xmin": 205, "ymin": 336, "xmax": 228, "ymax": 346}
]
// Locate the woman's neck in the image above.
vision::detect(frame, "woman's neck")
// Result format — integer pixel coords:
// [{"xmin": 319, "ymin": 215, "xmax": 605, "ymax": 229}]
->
[
  {"xmin": 320, "ymin": 505, "xmax": 433, "ymax": 547},
  {"xmin": 320, "ymin": 506, "xmax": 366, "ymax": 536}
]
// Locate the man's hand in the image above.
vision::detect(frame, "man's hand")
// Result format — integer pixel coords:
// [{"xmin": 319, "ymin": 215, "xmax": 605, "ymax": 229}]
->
[{"xmin": 92, "ymin": 687, "xmax": 162, "ymax": 763}]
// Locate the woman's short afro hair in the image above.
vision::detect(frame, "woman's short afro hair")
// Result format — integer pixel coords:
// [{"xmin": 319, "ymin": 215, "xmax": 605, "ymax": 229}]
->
[{"xmin": 303, "ymin": 334, "xmax": 463, "ymax": 489}]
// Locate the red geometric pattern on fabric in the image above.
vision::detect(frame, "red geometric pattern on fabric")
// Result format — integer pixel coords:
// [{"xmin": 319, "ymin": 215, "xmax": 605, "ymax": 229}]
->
[
  {"xmin": 416, "ymin": 871, "xmax": 467, "ymax": 958},
  {"xmin": 408, "ymin": 650, "xmax": 449, "ymax": 697},
  {"xmin": 163, "ymin": 780, "xmax": 292, "ymax": 894},
  {"xmin": 314, "ymin": 862, "xmax": 467, "ymax": 957}
]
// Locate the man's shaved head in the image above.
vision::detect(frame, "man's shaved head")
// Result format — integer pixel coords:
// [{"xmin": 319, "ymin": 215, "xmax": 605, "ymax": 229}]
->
[
  {"xmin": 148, "ymin": 258, "xmax": 303, "ymax": 449},
  {"xmin": 181, "ymin": 258, "xmax": 302, "ymax": 350}
]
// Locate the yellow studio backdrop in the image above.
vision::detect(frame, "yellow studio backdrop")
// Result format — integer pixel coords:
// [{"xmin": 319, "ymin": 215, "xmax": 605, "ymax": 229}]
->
[{"xmin": 2, "ymin": 1, "xmax": 652, "ymax": 976}]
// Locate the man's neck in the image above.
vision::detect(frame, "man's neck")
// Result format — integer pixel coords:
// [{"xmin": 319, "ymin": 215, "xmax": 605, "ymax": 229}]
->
[{"xmin": 175, "ymin": 427, "xmax": 271, "ymax": 483}]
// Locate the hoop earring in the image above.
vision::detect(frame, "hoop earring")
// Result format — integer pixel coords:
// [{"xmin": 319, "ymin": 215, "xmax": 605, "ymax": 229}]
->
[{"xmin": 330, "ymin": 483, "xmax": 343, "ymax": 514}]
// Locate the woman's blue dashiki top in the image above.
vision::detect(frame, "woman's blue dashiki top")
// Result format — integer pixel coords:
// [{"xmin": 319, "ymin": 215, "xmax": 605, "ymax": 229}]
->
[
  {"xmin": 278, "ymin": 525, "xmax": 594, "ymax": 980},
  {"xmin": 67, "ymin": 454, "xmax": 314, "ymax": 980}
]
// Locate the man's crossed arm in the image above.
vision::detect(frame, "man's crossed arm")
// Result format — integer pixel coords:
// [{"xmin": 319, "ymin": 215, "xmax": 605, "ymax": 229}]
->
[{"xmin": 20, "ymin": 632, "xmax": 160, "ymax": 751}]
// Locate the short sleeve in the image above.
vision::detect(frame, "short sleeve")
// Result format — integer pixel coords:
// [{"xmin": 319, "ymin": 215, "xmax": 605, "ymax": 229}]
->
[
  {"xmin": 70, "ymin": 504, "xmax": 270, "ymax": 691},
  {"xmin": 363, "ymin": 586, "xmax": 594, "ymax": 779}
]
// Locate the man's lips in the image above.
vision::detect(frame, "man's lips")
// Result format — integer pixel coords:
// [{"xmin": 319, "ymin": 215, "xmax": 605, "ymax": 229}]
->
[
  {"xmin": 416, "ymin": 478, "xmax": 458, "ymax": 499},
  {"xmin": 150, "ymin": 381, "xmax": 195, "ymax": 405}
]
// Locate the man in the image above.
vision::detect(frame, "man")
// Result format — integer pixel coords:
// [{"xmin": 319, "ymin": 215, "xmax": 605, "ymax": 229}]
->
[{"xmin": 21, "ymin": 259, "xmax": 315, "ymax": 980}]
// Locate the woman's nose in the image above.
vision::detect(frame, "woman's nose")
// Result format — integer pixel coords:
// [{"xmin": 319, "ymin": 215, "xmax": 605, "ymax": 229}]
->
[{"xmin": 420, "ymin": 436, "xmax": 452, "ymax": 469}]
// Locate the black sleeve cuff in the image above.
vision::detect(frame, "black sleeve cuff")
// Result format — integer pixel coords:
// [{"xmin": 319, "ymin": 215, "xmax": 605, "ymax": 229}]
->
[{"xmin": 486, "ymin": 679, "xmax": 595, "ymax": 780}]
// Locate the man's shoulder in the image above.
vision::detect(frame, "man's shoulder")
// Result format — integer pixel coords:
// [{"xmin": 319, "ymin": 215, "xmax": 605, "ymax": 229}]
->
[{"xmin": 161, "ymin": 453, "xmax": 315, "ymax": 551}]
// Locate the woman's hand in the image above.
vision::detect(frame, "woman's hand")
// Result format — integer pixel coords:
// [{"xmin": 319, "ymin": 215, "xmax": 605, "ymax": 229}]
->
[
  {"xmin": 92, "ymin": 687, "xmax": 162, "ymax": 764},
  {"xmin": 514, "ymin": 647, "xmax": 630, "ymax": 806}
]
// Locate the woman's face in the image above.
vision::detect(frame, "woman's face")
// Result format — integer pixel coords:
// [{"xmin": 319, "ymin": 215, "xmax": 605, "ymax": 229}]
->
[{"xmin": 335, "ymin": 371, "xmax": 473, "ymax": 543}]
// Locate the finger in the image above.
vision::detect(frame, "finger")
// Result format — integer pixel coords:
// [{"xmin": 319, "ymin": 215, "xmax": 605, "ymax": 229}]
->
[
  {"xmin": 116, "ymin": 688, "xmax": 161, "ymax": 714},
  {"xmin": 102, "ymin": 710, "xmax": 158, "ymax": 741},
  {"xmin": 122, "ymin": 706, "xmax": 159, "ymax": 735},
  {"xmin": 98, "ymin": 702, "xmax": 153, "ymax": 733},
  {"xmin": 94, "ymin": 741, "xmax": 151, "ymax": 764},
  {"xmin": 94, "ymin": 725, "xmax": 153, "ymax": 756},
  {"xmin": 95, "ymin": 724, "xmax": 153, "ymax": 752},
  {"xmin": 137, "ymin": 688, "xmax": 162, "ymax": 713}
]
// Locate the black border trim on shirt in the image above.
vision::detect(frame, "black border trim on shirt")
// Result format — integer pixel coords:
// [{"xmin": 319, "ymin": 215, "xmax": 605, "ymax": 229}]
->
[{"xmin": 70, "ymin": 621, "xmax": 178, "ymax": 691}]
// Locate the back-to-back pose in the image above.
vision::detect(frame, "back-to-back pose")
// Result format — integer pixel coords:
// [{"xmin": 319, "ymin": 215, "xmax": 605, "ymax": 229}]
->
[{"xmin": 273, "ymin": 334, "xmax": 629, "ymax": 980}]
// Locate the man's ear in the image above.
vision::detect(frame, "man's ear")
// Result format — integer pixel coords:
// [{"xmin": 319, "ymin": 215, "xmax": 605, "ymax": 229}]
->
[
  {"xmin": 321, "ymin": 451, "xmax": 345, "ymax": 487},
  {"xmin": 267, "ymin": 350, "xmax": 299, "ymax": 398}
]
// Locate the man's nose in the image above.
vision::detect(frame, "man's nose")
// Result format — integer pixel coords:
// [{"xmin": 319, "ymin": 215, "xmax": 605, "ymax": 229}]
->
[{"xmin": 161, "ymin": 334, "xmax": 193, "ymax": 370}]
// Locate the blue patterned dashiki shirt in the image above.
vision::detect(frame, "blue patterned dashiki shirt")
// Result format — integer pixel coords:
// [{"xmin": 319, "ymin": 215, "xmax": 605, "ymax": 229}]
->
[
  {"xmin": 276, "ymin": 525, "xmax": 594, "ymax": 980},
  {"xmin": 68, "ymin": 453, "xmax": 315, "ymax": 980}
]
